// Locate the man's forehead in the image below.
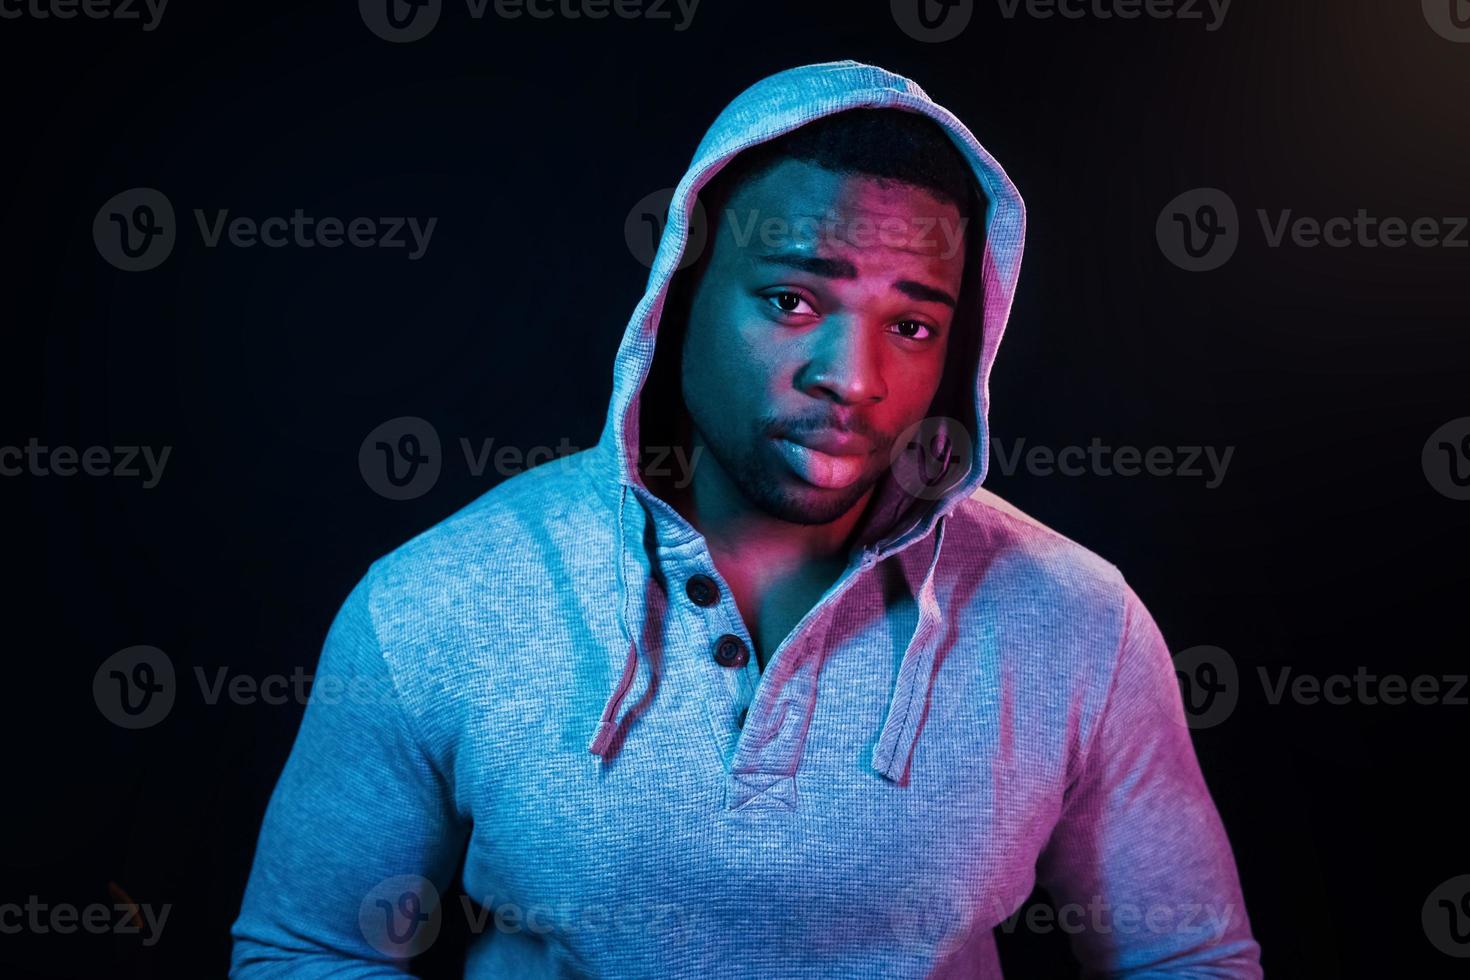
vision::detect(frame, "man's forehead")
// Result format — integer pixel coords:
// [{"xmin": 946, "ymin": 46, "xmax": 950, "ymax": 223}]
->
[{"xmin": 718, "ymin": 158, "xmax": 968, "ymax": 262}]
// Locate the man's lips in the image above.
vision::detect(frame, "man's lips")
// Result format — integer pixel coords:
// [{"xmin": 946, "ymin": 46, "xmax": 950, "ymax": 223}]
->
[
  {"xmin": 782, "ymin": 428, "xmax": 872, "ymax": 455},
  {"xmin": 772, "ymin": 430, "xmax": 872, "ymax": 490}
]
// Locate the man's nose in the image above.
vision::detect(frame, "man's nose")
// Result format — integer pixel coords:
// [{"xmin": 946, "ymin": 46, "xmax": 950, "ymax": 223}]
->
[{"xmin": 796, "ymin": 317, "xmax": 886, "ymax": 405}]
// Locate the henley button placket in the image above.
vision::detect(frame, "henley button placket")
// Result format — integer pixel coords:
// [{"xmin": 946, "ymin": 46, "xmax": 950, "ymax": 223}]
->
[
  {"xmin": 713, "ymin": 633, "xmax": 749, "ymax": 668},
  {"xmin": 685, "ymin": 573, "xmax": 719, "ymax": 607}
]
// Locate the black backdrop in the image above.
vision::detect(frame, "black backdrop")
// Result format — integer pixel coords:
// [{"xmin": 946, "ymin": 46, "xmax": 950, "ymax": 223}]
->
[{"xmin": 3, "ymin": 0, "xmax": 1468, "ymax": 976}]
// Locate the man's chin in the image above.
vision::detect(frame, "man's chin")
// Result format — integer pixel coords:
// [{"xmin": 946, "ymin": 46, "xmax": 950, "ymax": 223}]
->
[{"xmin": 749, "ymin": 470, "xmax": 878, "ymax": 526}]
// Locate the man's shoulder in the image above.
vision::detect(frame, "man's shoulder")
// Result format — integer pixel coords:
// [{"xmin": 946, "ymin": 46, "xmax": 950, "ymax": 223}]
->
[
  {"xmin": 362, "ymin": 449, "xmax": 610, "ymax": 602},
  {"xmin": 947, "ymin": 486, "xmax": 1130, "ymax": 609}
]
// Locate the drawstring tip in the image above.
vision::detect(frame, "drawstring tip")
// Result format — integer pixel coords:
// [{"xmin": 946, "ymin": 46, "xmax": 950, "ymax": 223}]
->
[
  {"xmin": 870, "ymin": 747, "xmax": 902, "ymax": 783},
  {"xmin": 588, "ymin": 721, "xmax": 617, "ymax": 757}
]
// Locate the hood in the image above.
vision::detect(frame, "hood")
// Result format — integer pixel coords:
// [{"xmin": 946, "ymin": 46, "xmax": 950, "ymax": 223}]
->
[{"xmin": 586, "ymin": 59, "xmax": 1026, "ymax": 782}]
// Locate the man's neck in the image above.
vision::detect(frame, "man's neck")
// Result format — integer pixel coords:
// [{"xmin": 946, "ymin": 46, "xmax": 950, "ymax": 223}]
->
[{"xmin": 646, "ymin": 424, "xmax": 873, "ymax": 667}]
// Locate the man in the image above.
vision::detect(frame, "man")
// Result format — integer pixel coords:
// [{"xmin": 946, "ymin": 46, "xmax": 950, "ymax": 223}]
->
[{"xmin": 230, "ymin": 60, "xmax": 1262, "ymax": 977}]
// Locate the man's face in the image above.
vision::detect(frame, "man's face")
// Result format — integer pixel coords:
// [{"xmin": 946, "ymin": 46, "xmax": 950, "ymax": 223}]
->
[{"xmin": 678, "ymin": 157, "xmax": 969, "ymax": 526}]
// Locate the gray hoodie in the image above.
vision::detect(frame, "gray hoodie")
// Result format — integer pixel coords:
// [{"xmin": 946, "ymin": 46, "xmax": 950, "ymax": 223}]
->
[{"xmin": 230, "ymin": 59, "xmax": 1263, "ymax": 978}]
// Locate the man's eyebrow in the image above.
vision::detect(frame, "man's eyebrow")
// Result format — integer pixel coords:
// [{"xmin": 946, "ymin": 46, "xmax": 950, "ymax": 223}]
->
[
  {"xmin": 894, "ymin": 279, "xmax": 958, "ymax": 309},
  {"xmin": 756, "ymin": 253, "xmax": 959, "ymax": 309},
  {"xmin": 755, "ymin": 252, "xmax": 858, "ymax": 279}
]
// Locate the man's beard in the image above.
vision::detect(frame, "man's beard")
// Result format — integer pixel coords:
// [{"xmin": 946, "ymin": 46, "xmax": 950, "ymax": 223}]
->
[{"xmin": 693, "ymin": 413, "xmax": 889, "ymax": 526}]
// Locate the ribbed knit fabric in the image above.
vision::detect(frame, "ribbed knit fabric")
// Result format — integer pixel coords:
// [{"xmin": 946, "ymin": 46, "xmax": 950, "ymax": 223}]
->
[{"xmin": 229, "ymin": 60, "xmax": 1262, "ymax": 978}]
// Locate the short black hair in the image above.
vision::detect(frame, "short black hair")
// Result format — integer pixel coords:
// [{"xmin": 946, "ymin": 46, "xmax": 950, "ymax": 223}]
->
[
  {"xmin": 699, "ymin": 107, "xmax": 979, "ymax": 226},
  {"xmin": 642, "ymin": 108, "xmax": 988, "ymax": 471}
]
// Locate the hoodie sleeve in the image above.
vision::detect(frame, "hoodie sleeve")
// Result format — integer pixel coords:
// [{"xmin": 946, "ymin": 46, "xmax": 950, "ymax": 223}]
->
[
  {"xmin": 229, "ymin": 567, "xmax": 469, "ymax": 978},
  {"xmin": 1033, "ymin": 586, "xmax": 1262, "ymax": 978}
]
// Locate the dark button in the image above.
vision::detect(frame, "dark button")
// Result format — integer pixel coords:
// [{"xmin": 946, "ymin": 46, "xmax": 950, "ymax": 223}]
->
[
  {"xmin": 685, "ymin": 573, "xmax": 719, "ymax": 607},
  {"xmin": 713, "ymin": 634, "xmax": 749, "ymax": 668}
]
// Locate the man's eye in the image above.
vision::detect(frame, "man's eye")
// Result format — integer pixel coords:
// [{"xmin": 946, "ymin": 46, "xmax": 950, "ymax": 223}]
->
[
  {"xmin": 891, "ymin": 320, "xmax": 935, "ymax": 341},
  {"xmin": 767, "ymin": 291, "xmax": 816, "ymax": 316}
]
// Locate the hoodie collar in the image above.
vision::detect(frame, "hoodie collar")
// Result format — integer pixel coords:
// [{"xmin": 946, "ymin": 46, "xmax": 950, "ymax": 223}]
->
[{"xmin": 585, "ymin": 60, "xmax": 1026, "ymax": 783}]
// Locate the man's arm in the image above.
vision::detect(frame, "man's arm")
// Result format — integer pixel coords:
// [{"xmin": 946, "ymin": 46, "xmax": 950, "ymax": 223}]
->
[
  {"xmin": 229, "ymin": 567, "xmax": 470, "ymax": 977},
  {"xmin": 1033, "ymin": 585, "xmax": 1263, "ymax": 978}
]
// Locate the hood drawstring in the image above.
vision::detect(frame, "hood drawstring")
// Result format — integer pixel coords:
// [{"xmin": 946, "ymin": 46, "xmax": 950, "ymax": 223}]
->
[
  {"xmin": 870, "ymin": 513, "xmax": 948, "ymax": 783},
  {"xmin": 590, "ymin": 480, "xmax": 954, "ymax": 780},
  {"xmin": 588, "ymin": 483, "xmax": 642, "ymax": 758}
]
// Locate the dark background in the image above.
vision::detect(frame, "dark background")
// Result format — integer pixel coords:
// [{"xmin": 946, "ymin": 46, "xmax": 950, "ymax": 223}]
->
[{"xmin": 3, "ymin": 0, "xmax": 1467, "ymax": 976}]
